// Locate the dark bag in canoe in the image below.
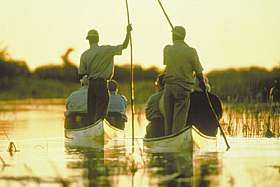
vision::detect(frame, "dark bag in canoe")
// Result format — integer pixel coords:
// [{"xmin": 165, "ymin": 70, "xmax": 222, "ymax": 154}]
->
[{"xmin": 187, "ymin": 91, "xmax": 223, "ymax": 137}]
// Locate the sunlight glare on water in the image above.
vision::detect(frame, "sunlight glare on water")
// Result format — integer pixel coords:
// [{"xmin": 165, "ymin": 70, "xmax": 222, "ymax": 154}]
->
[{"xmin": 0, "ymin": 100, "xmax": 279, "ymax": 186}]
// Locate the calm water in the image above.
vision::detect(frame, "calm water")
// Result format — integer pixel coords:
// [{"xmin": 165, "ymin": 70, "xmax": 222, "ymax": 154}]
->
[{"xmin": 0, "ymin": 101, "xmax": 279, "ymax": 187}]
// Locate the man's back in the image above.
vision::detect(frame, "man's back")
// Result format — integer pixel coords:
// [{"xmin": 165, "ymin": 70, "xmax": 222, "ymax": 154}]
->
[
  {"xmin": 79, "ymin": 45, "xmax": 123, "ymax": 80},
  {"xmin": 145, "ymin": 91, "xmax": 163, "ymax": 121},
  {"xmin": 108, "ymin": 93, "xmax": 127, "ymax": 114},
  {"xmin": 164, "ymin": 41, "xmax": 203, "ymax": 90},
  {"xmin": 107, "ymin": 93, "xmax": 127, "ymax": 130},
  {"xmin": 66, "ymin": 87, "xmax": 88, "ymax": 113}
]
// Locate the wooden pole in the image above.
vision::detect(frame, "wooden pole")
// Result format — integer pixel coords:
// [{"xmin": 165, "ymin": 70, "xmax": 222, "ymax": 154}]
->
[
  {"xmin": 157, "ymin": 0, "xmax": 174, "ymax": 30},
  {"xmin": 205, "ymin": 91, "xmax": 230, "ymax": 150},
  {"xmin": 125, "ymin": 0, "xmax": 135, "ymax": 153}
]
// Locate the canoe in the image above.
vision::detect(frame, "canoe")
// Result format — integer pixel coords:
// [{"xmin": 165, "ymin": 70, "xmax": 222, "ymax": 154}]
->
[
  {"xmin": 143, "ymin": 125, "xmax": 218, "ymax": 153},
  {"xmin": 144, "ymin": 91, "xmax": 222, "ymax": 153},
  {"xmin": 65, "ymin": 119, "xmax": 125, "ymax": 148}
]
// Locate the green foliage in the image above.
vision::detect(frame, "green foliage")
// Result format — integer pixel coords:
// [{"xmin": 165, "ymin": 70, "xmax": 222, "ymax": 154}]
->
[
  {"xmin": 34, "ymin": 48, "xmax": 78, "ymax": 82},
  {"xmin": 0, "ymin": 47, "xmax": 9, "ymax": 60},
  {"xmin": 0, "ymin": 77, "xmax": 154, "ymax": 103},
  {"xmin": 118, "ymin": 81, "xmax": 155, "ymax": 104},
  {"xmin": 114, "ymin": 65, "xmax": 160, "ymax": 104},
  {"xmin": 1, "ymin": 47, "xmax": 280, "ymax": 103},
  {"xmin": 207, "ymin": 66, "xmax": 280, "ymax": 102},
  {"xmin": 0, "ymin": 60, "xmax": 30, "ymax": 78},
  {"xmin": 0, "ymin": 48, "xmax": 30, "ymax": 89},
  {"xmin": 113, "ymin": 65, "xmax": 160, "ymax": 83},
  {"xmin": 33, "ymin": 64, "xmax": 64, "ymax": 80},
  {"xmin": 0, "ymin": 77, "xmax": 79, "ymax": 100},
  {"xmin": 0, "ymin": 47, "xmax": 159, "ymax": 101}
]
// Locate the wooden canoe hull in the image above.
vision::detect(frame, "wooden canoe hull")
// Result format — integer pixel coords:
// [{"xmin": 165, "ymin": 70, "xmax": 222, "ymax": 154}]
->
[
  {"xmin": 143, "ymin": 126, "xmax": 218, "ymax": 153},
  {"xmin": 65, "ymin": 119, "xmax": 125, "ymax": 148}
]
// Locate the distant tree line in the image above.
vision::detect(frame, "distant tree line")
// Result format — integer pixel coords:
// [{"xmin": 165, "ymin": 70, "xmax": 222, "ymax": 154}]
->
[
  {"xmin": 0, "ymin": 48, "xmax": 30, "ymax": 89},
  {"xmin": 0, "ymin": 48, "xmax": 30, "ymax": 78},
  {"xmin": 0, "ymin": 47, "xmax": 78, "ymax": 81},
  {"xmin": 1, "ymin": 47, "xmax": 279, "ymax": 102},
  {"xmin": 0, "ymin": 47, "xmax": 160, "ymax": 88},
  {"xmin": 113, "ymin": 65, "xmax": 160, "ymax": 83},
  {"xmin": 208, "ymin": 66, "xmax": 280, "ymax": 102},
  {"xmin": 33, "ymin": 48, "xmax": 78, "ymax": 82}
]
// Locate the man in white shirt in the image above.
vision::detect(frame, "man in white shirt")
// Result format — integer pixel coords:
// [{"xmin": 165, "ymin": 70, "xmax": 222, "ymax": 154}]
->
[{"xmin": 79, "ymin": 25, "xmax": 132, "ymax": 123}]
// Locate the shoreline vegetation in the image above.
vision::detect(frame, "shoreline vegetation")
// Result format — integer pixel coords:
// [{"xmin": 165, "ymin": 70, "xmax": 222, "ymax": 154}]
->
[{"xmin": 0, "ymin": 47, "xmax": 280, "ymax": 104}]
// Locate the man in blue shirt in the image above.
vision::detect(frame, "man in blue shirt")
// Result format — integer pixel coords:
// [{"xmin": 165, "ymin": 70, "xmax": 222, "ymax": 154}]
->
[{"xmin": 106, "ymin": 80, "xmax": 127, "ymax": 130}]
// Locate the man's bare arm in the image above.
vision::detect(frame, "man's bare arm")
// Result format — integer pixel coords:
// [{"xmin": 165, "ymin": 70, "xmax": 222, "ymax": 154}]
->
[{"xmin": 122, "ymin": 24, "xmax": 132, "ymax": 49}]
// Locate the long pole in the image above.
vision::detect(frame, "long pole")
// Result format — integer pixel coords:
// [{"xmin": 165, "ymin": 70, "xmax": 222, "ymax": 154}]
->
[
  {"xmin": 125, "ymin": 0, "xmax": 135, "ymax": 153},
  {"xmin": 204, "ymin": 91, "xmax": 230, "ymax": 150},
  {"xmin": 157, "ymin": 0, "xmax": 174, "ymax": 30},
  {"xmin": 156, "ymin": 0, "xmax": 230, "ymax": 150}
]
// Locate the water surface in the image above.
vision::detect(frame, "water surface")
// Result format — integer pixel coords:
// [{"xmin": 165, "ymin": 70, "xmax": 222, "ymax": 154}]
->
[{"xmin": 0, "ymin": 100, "xmax": 279, "ymax": 187}]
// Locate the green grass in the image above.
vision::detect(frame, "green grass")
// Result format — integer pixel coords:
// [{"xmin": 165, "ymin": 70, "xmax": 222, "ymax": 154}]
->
[
  {"xmin": 118, "ymin": 81, "xmax": 156, "ymax": 105},
  {"xmin": 0, "ymin": 77, "xmax": 156, "ymax": 104},
  {"xmin": 0, "ymin": 77, "xmax": 79, "ymax": 100}
]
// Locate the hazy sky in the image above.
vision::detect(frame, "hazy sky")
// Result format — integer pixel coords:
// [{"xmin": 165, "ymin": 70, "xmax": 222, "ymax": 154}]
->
[{"xmin": 1, "ymin": 0, "xmax": 280, "ymax": 72}]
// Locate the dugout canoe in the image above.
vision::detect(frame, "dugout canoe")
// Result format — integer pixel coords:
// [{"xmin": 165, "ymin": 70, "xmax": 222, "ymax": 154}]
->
[
  {"xmin": 64, "ymin": 119, "xmax": 125, "ymax": 148},
  {"xmin": 143, "ymin": 125, "xmax": 218, "ymax": 153}
]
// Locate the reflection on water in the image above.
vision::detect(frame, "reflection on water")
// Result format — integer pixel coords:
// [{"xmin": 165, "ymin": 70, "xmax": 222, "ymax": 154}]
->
[
  {"xmin": 65, "ymin": 147, "xmax": 112, "ymax": 186},
  {"xmin": 0, "ymin": 101, "xmax": 279, "ymax": 186},
  {"xmin": 146, "ymin": 152, "xmax": 194, "ymax": 187}
]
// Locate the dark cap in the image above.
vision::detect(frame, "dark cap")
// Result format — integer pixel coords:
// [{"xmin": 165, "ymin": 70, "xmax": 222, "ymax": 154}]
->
[
  {"xmin": 172, "ymin": 26, "xmax": 186, "ymax": 39},
  {"xmin": 108, "ymin": 80, "xmax": 118, "ymax": 92},
  {"xmin": 86, "ymin": 29, "xmax": 99, "ymax": 40}
]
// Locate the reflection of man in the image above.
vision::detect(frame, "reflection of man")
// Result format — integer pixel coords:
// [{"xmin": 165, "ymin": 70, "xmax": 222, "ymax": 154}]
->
[
  {"xmin": 66, "ymin": 75, "xmax": 89, "ymax": 114},
  {"xmin": 106, "ymin": 80, "xmax": 127, "ymax": 130},
  {"xmin": 145, "ymin": 74, "xmax": 165, "ymax": 138},
  {"xmin": 79, "ymin": 25, "xmax": 132, "ymax": 123},
  {"xmin": 163, "ymin": 26, "xmax": 206, "ymax": 135}
]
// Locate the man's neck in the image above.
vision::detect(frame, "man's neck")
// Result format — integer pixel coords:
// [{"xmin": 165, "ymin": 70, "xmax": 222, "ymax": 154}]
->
[
  {"xmin": 173, "ymin": 40, "xmax": 184, "ymax": 44},
  {"xmin": 110, "ymin": 91, "xmax": 117, "ymax": 95},
  {"xmin": 90, "ymin": 43, "xmax": 99, "ymax": 48}
]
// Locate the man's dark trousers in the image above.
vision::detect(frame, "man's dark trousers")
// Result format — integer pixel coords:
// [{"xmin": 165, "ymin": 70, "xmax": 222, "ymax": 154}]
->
[{"xmin": 88, "ymin": 78, "xmax": 109, "ymax": 123}]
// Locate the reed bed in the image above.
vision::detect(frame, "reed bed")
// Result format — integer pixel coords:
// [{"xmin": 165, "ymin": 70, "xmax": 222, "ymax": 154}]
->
[{"xmin": 221, "ymin": 103, "xmax": 280, "ymax": 137}]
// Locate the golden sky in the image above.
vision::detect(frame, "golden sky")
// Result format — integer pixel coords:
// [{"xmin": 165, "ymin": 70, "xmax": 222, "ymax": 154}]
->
[{"xmin": 1, "ymin": 0, "xmax": 280, "ymax": 71}]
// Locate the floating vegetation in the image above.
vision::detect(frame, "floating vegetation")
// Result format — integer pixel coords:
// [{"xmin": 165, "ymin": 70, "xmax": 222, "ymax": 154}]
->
[{"xmin": 8, "ymin": 142, "xmax": 19, "ymax": 153}]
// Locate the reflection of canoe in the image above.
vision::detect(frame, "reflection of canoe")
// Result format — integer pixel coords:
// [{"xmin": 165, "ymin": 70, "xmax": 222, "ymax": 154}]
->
[
  {"xmin": 143, "ymin": 125, "xmax": 218, "ymax": 153},
  {"xmin": 65, "ymin": 119, "xmax": 125, "ymax": 148}
]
